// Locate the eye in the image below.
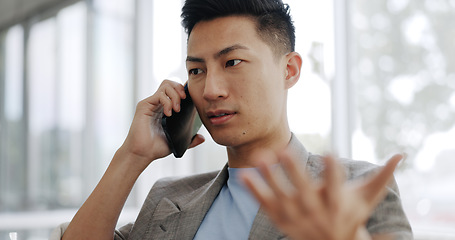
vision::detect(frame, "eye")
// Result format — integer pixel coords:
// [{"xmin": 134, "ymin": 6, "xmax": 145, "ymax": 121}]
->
[
  {"xmin": 189, "ymin": 68, "xmax": 203, "ymax": 75},
  {"xmin": 225, "ymin": 59, "xmax": 242, "ymax": 67}
]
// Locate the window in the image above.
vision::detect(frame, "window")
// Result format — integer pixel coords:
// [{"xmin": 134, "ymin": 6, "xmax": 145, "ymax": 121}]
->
[
  {"xmin": 1, "ymin": 25, "xmax": 25, "ymax": 213},
  {"xmin": 348, "ymin": 0, "xmax": 455, "ymax": 237},
  {"xmin": 0, "ymin": 1, "xmax": 136, "ymax": 238}
]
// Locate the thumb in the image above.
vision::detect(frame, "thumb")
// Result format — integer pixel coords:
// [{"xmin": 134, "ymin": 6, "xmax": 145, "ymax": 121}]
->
[
  {"xmin": 360, "ymin": 154, "xmax": 402, "ymax": 206},
  {"xmin": 189, "ymin": 134, "xmax": 205, "ymax": 149}
]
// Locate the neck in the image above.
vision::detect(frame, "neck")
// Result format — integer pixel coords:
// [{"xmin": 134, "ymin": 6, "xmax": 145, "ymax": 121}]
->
[{"xmin": 226, "ymin": 129, "xmax": 292, "ymax": 168}]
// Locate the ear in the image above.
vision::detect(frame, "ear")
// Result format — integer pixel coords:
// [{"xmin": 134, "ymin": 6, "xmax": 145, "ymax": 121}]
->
[{"xmin": 284, "ymin": 52, "xmax": 302, "ymax": 89}]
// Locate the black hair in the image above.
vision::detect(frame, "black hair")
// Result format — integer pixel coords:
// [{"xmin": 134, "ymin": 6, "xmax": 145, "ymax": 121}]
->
[{"xmin": 181, "ymin": 0, "xmax": 295, "ymax": 55}]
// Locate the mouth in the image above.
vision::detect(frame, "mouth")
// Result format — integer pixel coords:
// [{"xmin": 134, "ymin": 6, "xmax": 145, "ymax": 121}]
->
[
  {"xmin": 206, "ymin": 110, "xmax": 237, "ymax": 125},
  {"xmin": 209, "ymin": 112, "xmax": 233, "ymax": 118}
]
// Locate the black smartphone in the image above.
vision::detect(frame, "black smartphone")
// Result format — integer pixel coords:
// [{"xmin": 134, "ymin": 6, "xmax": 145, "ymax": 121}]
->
[{"xmin": 161, "ymin": 84, "xmax": 202, "ymax": 158}]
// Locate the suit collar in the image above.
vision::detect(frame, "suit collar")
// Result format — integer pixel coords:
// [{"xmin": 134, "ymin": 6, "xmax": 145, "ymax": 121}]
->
[{"xmin": 287, "ymin": 132, "xmax": 309, "ymax": 166}]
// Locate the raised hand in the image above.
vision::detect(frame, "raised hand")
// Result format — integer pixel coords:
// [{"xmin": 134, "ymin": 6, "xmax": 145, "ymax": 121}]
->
[{"xmin": 240, "ymin": 151, "xmax": 402, "ymax": 240}]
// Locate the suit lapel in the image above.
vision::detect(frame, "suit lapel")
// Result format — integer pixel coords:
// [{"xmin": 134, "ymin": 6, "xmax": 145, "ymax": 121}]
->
[
  {"xmin": 249, "ymin": 208, "xmax": 287, "ymax": 240},
  {"xmin": 154, "ymin": 164, "xmax": 229, "ymax": 239}
]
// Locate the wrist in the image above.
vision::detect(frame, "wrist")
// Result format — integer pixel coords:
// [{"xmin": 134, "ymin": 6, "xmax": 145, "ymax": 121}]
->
[{"xmin": 111, "ymin": 146, "xmax": 155, "ymax": 179}]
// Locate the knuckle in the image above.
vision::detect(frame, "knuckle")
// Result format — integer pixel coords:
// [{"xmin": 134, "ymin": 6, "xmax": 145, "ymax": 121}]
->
[
  {"xmin": 161, "ymin": 79, "xmax": 172, "ymax": 85},
  {"xmin": 136, "ymin": 99, "xmax": 148, "ymax": 108}
]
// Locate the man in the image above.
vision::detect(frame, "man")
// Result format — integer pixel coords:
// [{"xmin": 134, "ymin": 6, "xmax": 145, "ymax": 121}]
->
[{"xmin": 56, "ymin": 0, "xmax": 413, "ymax": 239}]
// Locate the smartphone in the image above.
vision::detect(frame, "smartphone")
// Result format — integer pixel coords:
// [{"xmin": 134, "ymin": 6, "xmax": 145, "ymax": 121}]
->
[{"xmin": 161, "ymin": 84, "xmax": 202, "ymax": 158}]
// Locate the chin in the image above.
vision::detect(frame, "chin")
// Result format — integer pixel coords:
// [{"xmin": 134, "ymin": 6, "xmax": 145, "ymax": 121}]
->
[{"xmin": 208, "ymin": 130, "xmax": 247, "ymax": 147}]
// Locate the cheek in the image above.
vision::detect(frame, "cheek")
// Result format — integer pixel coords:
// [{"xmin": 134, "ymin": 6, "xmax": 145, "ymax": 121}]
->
[
  {"xmin": 240, "ymin": 89, "xmax": 267, "ymax": 115},
  {"xmin": 188, "ymin": 87, "xmax": 204, "ymax": 112},
  {"xmin": 188, "ymin": 80, "xmax": 203, "ymax": 98}
]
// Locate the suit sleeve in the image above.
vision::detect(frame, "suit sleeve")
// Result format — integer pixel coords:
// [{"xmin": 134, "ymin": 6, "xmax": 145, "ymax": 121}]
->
[{"xmin": 366, "ymin": 177, "xmax": 413, "ymax": 239}]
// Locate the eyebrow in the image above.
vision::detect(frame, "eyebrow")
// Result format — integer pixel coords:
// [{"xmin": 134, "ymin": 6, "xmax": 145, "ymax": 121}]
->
[{"xmin": 186, "ymin": 44, "xmax": 249, "ymax": 63}]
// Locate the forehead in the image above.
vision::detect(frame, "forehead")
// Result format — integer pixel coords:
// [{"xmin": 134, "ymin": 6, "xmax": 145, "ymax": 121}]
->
[{"xmin": 187, "ymin": 16, "xmax": 267, "ymax": 56}]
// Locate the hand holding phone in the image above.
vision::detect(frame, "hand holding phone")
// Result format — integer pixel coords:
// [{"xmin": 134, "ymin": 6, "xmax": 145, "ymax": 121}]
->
[{"xmin": 161, "ymin": 84, "xmax": 202, "ymax": 158}]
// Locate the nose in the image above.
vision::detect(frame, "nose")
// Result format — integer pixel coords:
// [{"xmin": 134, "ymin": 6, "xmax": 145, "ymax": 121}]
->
[{"xmin": 202, "ymin": 69, "xmax": 228, "ymax": 101}]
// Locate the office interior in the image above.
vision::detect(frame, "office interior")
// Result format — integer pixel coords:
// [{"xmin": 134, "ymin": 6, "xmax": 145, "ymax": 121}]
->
[{"xmin": 0, "ymin": 0, "xmax": 454, "ymax": 239}]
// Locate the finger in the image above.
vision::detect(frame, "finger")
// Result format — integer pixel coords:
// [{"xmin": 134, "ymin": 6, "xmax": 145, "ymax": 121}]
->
[
  {"xmin": 161, "ymin": 81, "xmax": 184, "ymax": 112},
  {"xmin": 355, "ymin": 226, "xmax": 371, "ymax": 240},
  {"xmin": 279, "ymin": 150, "xmax": 312, "ymax": 193},
  {"xmin": 161, "ymin": 79, "xmax": 186, "ymax": 97},
  {"xmin": 156, "ymin": 91, "xmax": 173, "ymax": 116},
  {"xmin": 255, "ymin": 151, "xmax": 289, "ymax": 199},
  {"xmin": 188, "ymin": 134, "xmax": 205, "ymax": 149},
  {"xmin": 164, "ymin": 87, "xmax": 184, "ymax": 113},
  {"xmin": 173, "ymin": 82, "xmax": 187, "ymax": 99},
  {"xmin": 245, "ymin": 151, "xmax": 303, "ymax": 224},
  {"xmin": 279, "ymin": 151, "xmax": 322, "ymax": 212},
  {"xmin": 157, "ymin": 80, "xmax": 186, "ymax": 114},
  {"xmin": 240, "ymin": 170, "xmax": 275, "ymax": 208},
  {"xmin": 360, "ymin": 154, "xmax": 402, "ymax": 204},
  {"xmin": 241, "ymin": 169, "xmax": 298, "ymax": 226},
  {"xmin": 322, "ymin": 155, "xmax": 345, "ymax": 209},
  {"xmin": 166, "ymin": 82, "xmax": 187, "ymax": 111}
]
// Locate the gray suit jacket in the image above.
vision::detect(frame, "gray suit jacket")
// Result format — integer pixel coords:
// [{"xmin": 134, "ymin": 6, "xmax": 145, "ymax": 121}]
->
[{"xmin": 114, "ymin": 135, "xmax": 413, "ymax": 240}]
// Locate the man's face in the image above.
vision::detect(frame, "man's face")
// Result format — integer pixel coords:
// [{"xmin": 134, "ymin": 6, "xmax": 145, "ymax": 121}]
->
[{"xmin": 186, "ymin": 16, "xmax": 290, "ymax": 149}]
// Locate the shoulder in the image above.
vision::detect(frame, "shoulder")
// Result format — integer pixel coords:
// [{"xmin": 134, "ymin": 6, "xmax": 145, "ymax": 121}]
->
[
  {"xmin": 306, "ymin": 153, "xmax": 380, "ymax": 181},
  {"xmin": 289, "ymin": 134, "xmax": 379, "ymax": 180}
]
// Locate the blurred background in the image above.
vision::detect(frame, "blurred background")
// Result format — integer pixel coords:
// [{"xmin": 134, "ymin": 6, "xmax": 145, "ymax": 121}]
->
[{"xmin": 0, "ymin": 0, "xmax": 454, "ymax": 239}]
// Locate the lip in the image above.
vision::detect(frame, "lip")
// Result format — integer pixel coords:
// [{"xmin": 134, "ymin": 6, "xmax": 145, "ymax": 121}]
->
[{"xmin": 206, "ymin": 110, "xmax": 237, "ymax": 125}]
